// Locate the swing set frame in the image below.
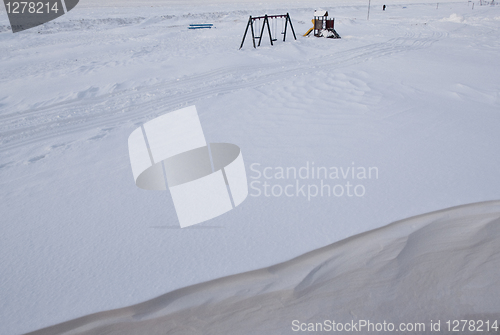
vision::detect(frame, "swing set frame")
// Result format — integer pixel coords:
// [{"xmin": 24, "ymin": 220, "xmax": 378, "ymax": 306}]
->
[{"xmin": 239, "ymin": 13, "xmax": 297, "ymax": 49}]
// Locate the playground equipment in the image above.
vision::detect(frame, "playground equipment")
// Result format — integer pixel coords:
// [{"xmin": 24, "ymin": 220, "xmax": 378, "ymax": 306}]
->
[
  {"xmin": 303, "ymin": 11, "xmax": 340, "ymax": 39},
  {"xmin": 240, "ymin": 13, "xmax": 297, "ymax": 49},
  {"xmin": 189, "ymin": 24, "xmax": 213, "ymax": 29}
]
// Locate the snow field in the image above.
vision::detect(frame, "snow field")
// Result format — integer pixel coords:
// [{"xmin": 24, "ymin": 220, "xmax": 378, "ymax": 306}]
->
[{"xmin": 0, "ymin": 1, "xmax": 499, "ymax": 334}]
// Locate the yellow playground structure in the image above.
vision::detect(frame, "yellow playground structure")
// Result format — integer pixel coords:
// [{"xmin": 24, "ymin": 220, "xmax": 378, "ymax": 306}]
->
[{"xmin": 304, "ymin": 10, "xmax": 340, "ymax": 38}]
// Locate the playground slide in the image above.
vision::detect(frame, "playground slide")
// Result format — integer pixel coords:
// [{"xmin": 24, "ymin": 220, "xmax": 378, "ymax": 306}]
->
[{"xmin": 303, "ymin": 27, "xmax": 313, "ymax": 36}]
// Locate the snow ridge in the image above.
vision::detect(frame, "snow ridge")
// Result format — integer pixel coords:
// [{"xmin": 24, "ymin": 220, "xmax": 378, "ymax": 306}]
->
[{"xmin": 28, "ymin": 201, "xmax": 500, "ymax": 335}]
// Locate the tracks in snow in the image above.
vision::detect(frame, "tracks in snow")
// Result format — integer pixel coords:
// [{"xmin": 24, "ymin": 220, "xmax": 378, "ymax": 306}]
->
[{"xmin": 0, "ymin": 31, "xmax": 445, "ymax": 154}]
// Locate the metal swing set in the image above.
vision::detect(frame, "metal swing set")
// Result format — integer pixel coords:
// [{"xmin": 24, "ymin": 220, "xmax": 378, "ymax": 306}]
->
[{"xmin": 239, "ymin": 13, "xmax": 297, "ymax": 49}]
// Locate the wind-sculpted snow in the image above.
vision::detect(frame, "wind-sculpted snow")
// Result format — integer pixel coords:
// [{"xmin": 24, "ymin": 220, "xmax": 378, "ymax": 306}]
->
[
  {"xmin": 0, "ymin": 30, "xmax": 444, "ymax": 152},
  {"xmin": 28, "ymin": 201, "xmax": 500, "ymax": 335}
]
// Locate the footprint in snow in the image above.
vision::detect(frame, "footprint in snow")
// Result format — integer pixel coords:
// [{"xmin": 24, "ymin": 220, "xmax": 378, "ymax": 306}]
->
[
  {"xmin": 88, "ymin": 134, "xmax": 106, "ymax": 141},
  {"xmin": 0, "ymin": 162, "xmax": 13, "ymax": 169},
  {"xmin": 28, "ymin": 155, "xmax": 46, "ymax": 163}
]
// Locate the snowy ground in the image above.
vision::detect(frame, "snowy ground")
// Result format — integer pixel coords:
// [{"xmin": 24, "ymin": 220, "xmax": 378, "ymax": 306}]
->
[
  {"xmin": 28, "ymin": 200, "xmax": 500, "ymax": 335},
  {"xmin": 1, "ymin": 0, "xmax": 499, "ymax": 334}
]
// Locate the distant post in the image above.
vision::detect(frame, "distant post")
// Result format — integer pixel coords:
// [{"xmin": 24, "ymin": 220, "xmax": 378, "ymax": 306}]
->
[{"xmin": 367, "ymin": 0, "xmax": 371, "ymax": 20}]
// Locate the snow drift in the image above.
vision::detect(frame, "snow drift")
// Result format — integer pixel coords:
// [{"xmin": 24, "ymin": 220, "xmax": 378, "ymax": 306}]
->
[{"xmin": 28, "ymin": 200, "xmax": 500, "ymax": 335}]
